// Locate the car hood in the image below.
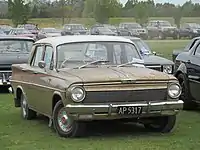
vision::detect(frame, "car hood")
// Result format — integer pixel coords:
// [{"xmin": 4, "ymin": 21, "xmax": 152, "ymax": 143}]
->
[
  {"xmin": 0, "ymin": 53, "xmax": 29, "ymax": 67},
  {"xmin": 60, "ymin": 66, "xmax": 174, "ymax": 84},
  {"xmin": 143, "ymin": 55, "xmax": 174, "ymax": 65}
]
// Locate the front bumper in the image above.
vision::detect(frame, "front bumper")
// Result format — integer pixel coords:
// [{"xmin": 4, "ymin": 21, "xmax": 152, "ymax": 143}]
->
[{"xmin": 65, "ymin": 100, "xmax": 184, "ymax": 121}]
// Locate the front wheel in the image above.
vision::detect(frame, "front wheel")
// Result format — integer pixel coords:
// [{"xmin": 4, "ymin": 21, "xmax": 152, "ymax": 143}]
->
[
  {"xmin": 144, "ymin": 115, "xmax": 176, "ymax": 133},
  {"xmin": 52, "ymin": 101, "xmax": 86, "ymax": 138}
]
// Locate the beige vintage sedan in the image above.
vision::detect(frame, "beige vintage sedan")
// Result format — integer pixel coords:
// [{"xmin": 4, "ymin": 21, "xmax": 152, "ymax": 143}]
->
[{"xmin": 11, "ymin": 35, "xmax": 183, "ymax": 138}]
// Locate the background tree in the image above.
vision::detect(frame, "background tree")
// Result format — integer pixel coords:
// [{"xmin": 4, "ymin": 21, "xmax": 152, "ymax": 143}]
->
[
  {"xmin": 172, "ymin": 6, "xmax": 183, "ymax": 28},
  {"xmin": 8, "ymin": 0, "xmax": 30, "ymax": 26}
]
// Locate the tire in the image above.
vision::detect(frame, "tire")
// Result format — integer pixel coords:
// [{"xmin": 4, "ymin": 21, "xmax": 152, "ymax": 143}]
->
[
  {"xmin": 177, "ymin": 73, "xmax": 197, "ymax": 110},
  {"xmin": 20, "ymin": 93, "xmax": 37, "ymax": 120},
  {"xmin": 52, "ymin": 100, "xmax": 86, "ymax": 138},
  {"xmin": 144, "ymin": 115, "xmax": 176, "ymax": 133}
]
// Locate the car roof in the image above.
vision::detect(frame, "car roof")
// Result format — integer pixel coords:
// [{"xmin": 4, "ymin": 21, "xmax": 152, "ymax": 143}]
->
[
  {"xmin": 0, "ymin": 36, "xmax": 35, "ymax": 40},
  {"xmin": 35, "ymin": 35, "xmax": 134, "ymax": 47},
  {"xmin": 149, "ymin": 20, "xmax": 168, "ymax": 22}
]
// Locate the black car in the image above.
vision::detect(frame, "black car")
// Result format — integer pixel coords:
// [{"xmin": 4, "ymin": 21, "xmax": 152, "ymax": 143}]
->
[
  {"xmin": 179, "ymin": 23, "xmax": 200, "ymax": 39},
  {"xmin": 61, "ymin": 24, "xmax": 88, "ymax": 35},
  {"xmin": 172, "ymin": 37, "xmax": 200, "ymax": 62},
  {"xmin": 125, "ymin": 36, "xmax": 175, "ymax": 74},
  {"xmin": 90, "ymin": 25, "xmax": 117, "ymax": 36},
  {"xmin": 119, "ymin": 22, "xmax": 148, "ymax": 39},
  {"xmin": 175, "ymin": 39, "xmax": 200, "ymax": 109},
  {"xmin": 0, "ymin": 36, "xmax": 35, "ymax": 90},
  {"xmin": 146, "ymin": 20, "xmax": 179, "ymax": 40}
]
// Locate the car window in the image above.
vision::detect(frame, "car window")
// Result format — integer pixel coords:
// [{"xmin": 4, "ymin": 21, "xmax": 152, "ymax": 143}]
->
[
  {"xmin": 195, "ymin": 43, "xmax": 200, "ymax": 57},
  {"xmin": 44, "ymin": 46, "xmax": 53, "ymax": 69},
  {"xmin": 31, "ymin": 46, "xmax": 44, "ymax": 67}
]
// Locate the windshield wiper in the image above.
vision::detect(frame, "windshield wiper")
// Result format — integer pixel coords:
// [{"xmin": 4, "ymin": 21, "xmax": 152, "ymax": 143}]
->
[
  {"xmin": 78, "ymin": 59, "xmax": 109, "ymax": 69},
  {"xmin": 117, "ymin": 59, "xmax": 144, "ymax": 68}
]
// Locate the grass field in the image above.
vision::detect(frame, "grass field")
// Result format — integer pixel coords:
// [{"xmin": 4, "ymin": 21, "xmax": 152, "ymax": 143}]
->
[
  {"xmin": 0, "ymin": 17, "xmax": 200, "ymax": 27},
  {"xmin": 2, "ymin": 40, "xmax": 200, "ymax": 150}
]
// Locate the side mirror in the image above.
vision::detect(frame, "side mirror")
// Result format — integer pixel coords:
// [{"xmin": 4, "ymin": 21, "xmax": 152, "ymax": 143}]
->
[
  {"xmin": 38, "ymin": 61, "xmax": 46, "ymax": 69},
  {"xmin": 152, "ymin": 51, "xmax": 157, "ymax": 55}
]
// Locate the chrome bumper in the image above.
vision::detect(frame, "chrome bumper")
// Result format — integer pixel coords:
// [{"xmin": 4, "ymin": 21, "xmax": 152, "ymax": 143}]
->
[{"xmin": 65, "ymin": 100, "xmax": 184, "ymax": 121}]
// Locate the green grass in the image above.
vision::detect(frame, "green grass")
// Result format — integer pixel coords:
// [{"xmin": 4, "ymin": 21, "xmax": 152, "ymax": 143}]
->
[
  {"xmin": 0, "ymin": 17, "xmax": 200, "ymax": 27},
  {"xmin": 1, "ymin": 40, "xmax": 200, "ymax": 150}
]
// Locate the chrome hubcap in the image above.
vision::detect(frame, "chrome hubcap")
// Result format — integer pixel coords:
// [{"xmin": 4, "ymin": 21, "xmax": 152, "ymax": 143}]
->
[
  {"xmin": 57, "ymin": 109, "xmax": 73, "ymax": 132},
  {"xmin": 22, "ymin": 97, "xmax": 27, "ymax": 117}
]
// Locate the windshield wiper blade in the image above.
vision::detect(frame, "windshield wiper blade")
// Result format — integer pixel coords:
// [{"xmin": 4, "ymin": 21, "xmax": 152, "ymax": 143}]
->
[
  {"xmin": 117, "ymin": 59, "xmax": 144, "ymax": 68},
  {"xmin": 78, "ymin": 59, "xmax": 109, "ymax": 69}
]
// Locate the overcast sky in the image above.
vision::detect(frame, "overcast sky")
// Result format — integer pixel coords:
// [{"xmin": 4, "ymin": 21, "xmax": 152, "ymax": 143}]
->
[{"xmin": 120, "ymin": 0, "xmax": 200, "ymax": 5}]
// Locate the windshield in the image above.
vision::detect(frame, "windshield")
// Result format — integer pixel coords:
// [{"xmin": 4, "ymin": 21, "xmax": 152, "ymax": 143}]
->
[
  {"xmin": 124, "ymin": 23, "xmax": 142, "ymax": 29},
  {"xmin": 65, "ymin": 25, "xmax": 85, "ymax": 30},
  {"xmin": 97, "ymin": 27, "xmax": 113, "ymax": 32},
  {"xmin": 133, "ymin": 39, "xmax": 151, "ymax": 55},
  {"xmin": 56, "ymin": 42, "xmax": 141, "ymax": 69},
  {"xmin": 188, "ymin": 23, "xmax": 200, "ymax": 29},
  {"xmin": 155, "ymin": 21, "xmax": 171, "ymax": 27},
  {"xmin": 10, "ymin": 29, "xmax": 32, "ymax": 34},
  {"xmin": 0, "ymin": 40, "xmax": 33, "ymax": 53}
]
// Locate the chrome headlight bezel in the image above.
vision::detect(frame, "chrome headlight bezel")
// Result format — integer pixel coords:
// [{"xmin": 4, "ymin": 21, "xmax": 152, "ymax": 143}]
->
[
  {"xmin": 163, "ymin": 65, "xmax": 173, "ymax": 74},
  {"xmin": 167, "ymin": 83, "xmax": 182, "ymax": 99},
  {"xmin": 68, "ymin": 86, "xmax": 86, "ymax": 103}
]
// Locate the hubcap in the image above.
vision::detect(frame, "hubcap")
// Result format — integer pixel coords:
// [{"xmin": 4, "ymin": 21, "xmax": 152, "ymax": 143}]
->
[
  {"xmin": 57, "ymin": 109, "xmax": 73, "ymax": 132},
  {"xmin": 22, "ymin": 96, "xmax": 27, "ymax": 117}
]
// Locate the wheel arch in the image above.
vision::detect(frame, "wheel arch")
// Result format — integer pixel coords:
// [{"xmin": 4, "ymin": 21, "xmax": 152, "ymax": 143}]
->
[
  {"xmin": 52, "ymin": 91, "xmax": 64, "ymax": 115},
  {"xmin": 15, "ymin": 85, "xmax": 26, "ymax": 107}
]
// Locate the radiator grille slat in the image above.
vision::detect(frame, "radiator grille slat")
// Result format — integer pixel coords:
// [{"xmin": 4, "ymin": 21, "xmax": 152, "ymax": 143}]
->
[{"xmin": 84, "ymin": 88, "xmax": 167, "ymax": 103}]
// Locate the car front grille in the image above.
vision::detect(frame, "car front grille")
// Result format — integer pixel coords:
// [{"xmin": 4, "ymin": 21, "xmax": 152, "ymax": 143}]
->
[
  {"xmin": 0, "ymin": 70, "xmax": 12, "ymax": 81},
  {"xmin": 83, "ymin": 88, "xmax": 167, "ymax": 103}
]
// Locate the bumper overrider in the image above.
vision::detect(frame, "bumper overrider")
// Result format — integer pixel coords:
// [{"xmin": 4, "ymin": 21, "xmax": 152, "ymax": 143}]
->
[{"xmin": 65, "ymin": 100, "xmax": 184, "ymax": 121}]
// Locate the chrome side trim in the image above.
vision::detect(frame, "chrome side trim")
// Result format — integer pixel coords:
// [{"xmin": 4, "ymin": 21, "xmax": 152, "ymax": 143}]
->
[{"xmin": 10, "ymin": 79, "xmax": 65, "ymax": 93}]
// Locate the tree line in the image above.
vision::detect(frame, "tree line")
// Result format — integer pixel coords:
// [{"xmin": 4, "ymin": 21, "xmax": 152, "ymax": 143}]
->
[{"xmin": 1, "ymin": 0, "xmax": 200, "ymax": 27}]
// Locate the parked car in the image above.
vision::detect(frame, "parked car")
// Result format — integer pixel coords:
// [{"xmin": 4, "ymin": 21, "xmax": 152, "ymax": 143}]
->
[
  {"xmin": 10, "ymin": 35, "xmax": 183, "ymax": 138},
  {"xmin": 0, "ymin": 29, "xmax": 6, "ymax": 36},
  {"xmin": 8, "ymin": 28, "xmax": 37, "ymax": 40},
  {"xmin": 17, "ymin": 24, "xmax": 39, "ymax": 35},
  {"xmin": 90, "ymin": 25, "xmax": 117, "ymax": 36},
  {"xmin": 61, "ymin": 24, "xmax": 88, "ymax": 35},
  {"xmin": 175, "ymin": 38, "xmax": 200, "ymax": 109},
  {"xmin": 37, "ymin": 28, "xmax": 61, "ymax": 39},
  {"xmin": 172, "ymin": 37, "xmax": 200, "ymax": 62},
  {"xmin": 125, "ymin": 36, "xmax": 175, "ymax": 74},
  {"xmin": 119, "ymin": 22, "xmax": 148, "ymax": 39},
  {"xmin": 146, "ymin": 20, "xmax": 179, "ymax": 39},
  {"xmin": 0, "ymin": 24, "xmax": 12, "ymax": 34},
  {"xmin": 179, "ymin": 23, "xmax": 200, "ymax": 39},
  {"xmin": 0, "ymin": 36, "xmax": 35, "ymax": 90}
]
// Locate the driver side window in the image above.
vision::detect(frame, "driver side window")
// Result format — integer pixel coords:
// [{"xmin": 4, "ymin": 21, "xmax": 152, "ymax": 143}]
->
[
  {"xmin": 31, "ymin": 45, "xmax": 44, "ymax": 67},
  {"xmin": 44, "ymin": 46, "xmax": 53, "ymax": 69},
  {"xmin": 194, "ymin": 44, "xmax": 200, "ymax": 57}
]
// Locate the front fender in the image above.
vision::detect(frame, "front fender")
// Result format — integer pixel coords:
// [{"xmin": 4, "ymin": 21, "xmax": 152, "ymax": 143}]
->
[{"xmin": 174, "ymin": 62, "xmax": 187, "ymax": 77}]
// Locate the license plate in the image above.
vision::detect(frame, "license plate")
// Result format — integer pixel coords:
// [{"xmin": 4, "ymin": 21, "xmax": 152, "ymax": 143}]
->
[{"xmin": 117, "ymin": 106, "xmax": 143, "ymax": 115}]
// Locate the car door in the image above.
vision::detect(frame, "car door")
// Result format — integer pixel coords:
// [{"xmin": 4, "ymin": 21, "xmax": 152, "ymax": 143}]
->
[
  {"xmin": 27, "ymin": 44, "xmax": 46, "ymax": 110},
  {"xmin": 34, "ymin": 45, "xmax": 54, "ymax": 115},
  {"xmin": 187, "ymin": 42, "xmax": 200, "ymax": 101},
  {"xmin": 30, "ymin": 45, "xmax": 54, "ymax": 115}
]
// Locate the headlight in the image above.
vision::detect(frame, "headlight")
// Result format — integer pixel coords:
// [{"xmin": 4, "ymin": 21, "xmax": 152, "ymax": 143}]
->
[
  {"xmin": 168, "ymin": 83, "xmax": 182, "ymax": 99},
  {"xmin": 69, "ymin": 86, "xmax": 85, "ymax": 102},
  {"xmin": 163, "ymin": 65, "xmax": 173, "ymax": 74}
]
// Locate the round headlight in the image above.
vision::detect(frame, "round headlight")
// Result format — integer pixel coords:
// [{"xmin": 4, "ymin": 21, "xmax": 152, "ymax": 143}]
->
[
  {"xmin": 168, "ymin": 83, "xmax": 181, "ymax": 99},
  {"xmin": 70, "ymin": 86, "xmax": 85, "ymax": 102},
  {"xmin": 163, "ymin": 65, "xmax": 173, "ymax": 74}
]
